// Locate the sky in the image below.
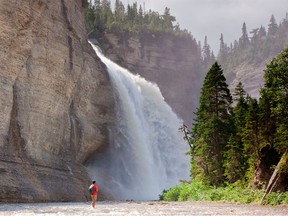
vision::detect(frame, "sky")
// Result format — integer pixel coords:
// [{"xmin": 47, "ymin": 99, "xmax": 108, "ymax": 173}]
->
[{"xmin": 111, "ymin": 0, "xmax": 288, "ymax": 54}]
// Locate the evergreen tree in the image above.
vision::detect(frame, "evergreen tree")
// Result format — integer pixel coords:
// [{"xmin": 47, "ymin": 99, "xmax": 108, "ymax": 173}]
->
[
  {"xmin": 202, "ymin": 36, "xmax": 215, "ymax": 71},
  {"xmin": 101, "ymin": 0, "xmax": 113, "ymax": 27},
  {"xmin": 161, "ymin": 7, "xmax": 176, "ymax": 30},
  {"xmin": 233, "ymin": 40, "xmax": 239, "ymax": 50},
  {"xmin": 202, "ymin": 36, "xmax": 211, "ymax": 62},
  {"xmin": 242, "ymin": 98, "xmax": 265, "ymax": 186},
  {"xmin": 218, "ymin": 33, "xmax": 228, "ymax": 63},
  {"xmin": 258, "ymin": 25, "xmax": 267, "ymax": 39},
  {"xmin": 261, "ymin": 48, "xmax": 288, "ymax": 154},
  {"xmin": 256, "ymin": 26, "xmax": 267, "ymax": 60},
  {"xmin": 239, "ymin": 22, "xmax": 250, "ymax": 49},
  {"xmin": 268, "ymin": 15, "xmax": 278, "ymax": 38},
  {"xmin": 224, "ymin": 82, "xmax": 249, "ymax": 183},
  {"xmin": 114, "ymin": 0, "xmax": 125, "ymax": 22},
  {"xmin": 94, "ymin": 0, "xmax": 104, "ymax": 32},
  {"xmin": 138, "ymin": 5, "xmax": 143, "ymax": 24},
  {"xmin": 250, "ymin": 28, "xmax": 259, "ymax": 46},
  {"xmin": 233, "ymin": 82, "xmax": 246, "ymax": 101},
  {"xmin": 191, "ymin": 62, "xmax": 233, "ymax": 186},
  {"xmin": 197, "ymin": 41, "xmax": 202, "ymax": 60},
  {"xmin": 85, "ymin": 4, "xmax": 96, "ymax": 34},
  {"xmin": 219, "ymin": 34, "xmax": 225, "ymax": 52}
]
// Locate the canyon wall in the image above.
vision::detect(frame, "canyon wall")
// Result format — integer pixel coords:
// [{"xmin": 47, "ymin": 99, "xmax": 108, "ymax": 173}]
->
[{"xmin": 0, "ymin": 0, "xmax": 115, "ymax": 202}]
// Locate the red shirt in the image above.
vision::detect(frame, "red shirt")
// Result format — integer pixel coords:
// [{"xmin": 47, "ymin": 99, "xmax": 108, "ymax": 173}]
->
[{"xmin": 92, "ymin": 184, "xmax": 98, "ymax": 196}]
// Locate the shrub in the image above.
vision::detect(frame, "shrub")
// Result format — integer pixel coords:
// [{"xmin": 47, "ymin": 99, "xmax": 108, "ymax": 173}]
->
[
  {"xmin": 160, "ymin": 180, "xmax": 265, "ymax": 204},
  {"xmin": 264, "ymin": 192, "xmax": 288, "ymax": 205}
]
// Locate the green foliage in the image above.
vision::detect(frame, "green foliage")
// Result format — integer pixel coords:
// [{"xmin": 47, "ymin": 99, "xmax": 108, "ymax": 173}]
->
[
  {"xmin": 185, "ymin": 49, "xmax": 288, "ymax": 202},
  {"xmin": 224, "ymin": 82, "xmax": 249, "ymax": 183},
  {"xmin": 261, "ymin": 48, "xmax": 288, "ymax": 154},
  {"xmin": 242, "ymin": 99, "xmax": 262, "ymax": 180},
  {"xmin": 223, "ymin": 136, "xmax": 244, "ymax": 182},
  {"xmin": 85, "ymin": 5, "xmax": 96, "ymax": 33},
  {"xmin": 263, "ymin": 192, "xmax": 288, "ymax": 205},
  {"xmin": 84, "ymin": 0, "xmax": 190, "ymax": 37},
  {"xmin": 161, "ymin": 181, "xmax": 288, "ymax": 205},
  {"xmin": 161, "ymin": 180, "xmax": 265, "ymax": 204},
  {"xmin": 159, "ymin": 186, "xmax": 181, "ymax": 201},
  {"xmin": 190, "ymin": 62, "xmax": 233, "ymax": 186}
]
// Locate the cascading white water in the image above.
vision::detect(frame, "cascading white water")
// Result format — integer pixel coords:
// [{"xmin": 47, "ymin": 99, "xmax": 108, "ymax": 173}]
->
[{"xmin": 86, "ymin": 41, "xmax": 190, "ymax": 200}]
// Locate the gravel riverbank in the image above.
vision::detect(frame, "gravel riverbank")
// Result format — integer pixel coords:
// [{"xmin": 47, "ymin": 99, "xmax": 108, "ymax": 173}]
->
[{"xmin": 0, "ymin": 201, "xmax": 287, "ymax": 216}]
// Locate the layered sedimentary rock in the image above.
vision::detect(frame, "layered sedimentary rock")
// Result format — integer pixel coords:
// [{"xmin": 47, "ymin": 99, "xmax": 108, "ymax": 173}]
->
[
  {"xmin": 99, "ymin": 32, "xmax": 204, "ymax": 126},
  {"xmin": 0, "ymin": 0, "xmax": 115, "ymax": 202}
]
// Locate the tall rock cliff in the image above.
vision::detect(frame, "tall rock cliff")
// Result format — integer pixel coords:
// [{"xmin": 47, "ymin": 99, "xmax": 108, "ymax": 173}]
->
[
  {"xmin": 228, "ymin": 56, "xmax": 275, "ymax": 99},
  {"xmin": 0, "ymin": 0, "xmax": 115, "ymax": 202},
  {"xmin": 98, "ymin": 32, "xmax": 204, "ymax": 126}
]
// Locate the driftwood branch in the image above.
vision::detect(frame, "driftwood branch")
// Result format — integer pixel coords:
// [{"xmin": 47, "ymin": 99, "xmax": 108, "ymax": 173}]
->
[
  {"xmin": 260, "ymin": 149, "xmax": 288, "ymax": 204},
  {"xmin": 179, "ymin": 123, "xmax": 193, "ymax": 151}
]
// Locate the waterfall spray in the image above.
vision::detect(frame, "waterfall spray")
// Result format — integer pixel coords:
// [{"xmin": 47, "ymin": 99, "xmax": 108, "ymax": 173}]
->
[{"xmin": 86, "ymin": 41, "xmax": 189, "ymax": 200}]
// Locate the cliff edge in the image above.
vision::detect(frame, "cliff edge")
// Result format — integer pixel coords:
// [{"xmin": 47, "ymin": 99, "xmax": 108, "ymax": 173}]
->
[{"xmin": 0, "ymin": 0, "xmax": 115, "ymax": 202}]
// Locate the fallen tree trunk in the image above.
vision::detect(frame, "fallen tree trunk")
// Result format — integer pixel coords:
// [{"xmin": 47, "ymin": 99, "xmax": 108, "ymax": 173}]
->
[{"xmin": 260, "ymin": 149, "xmax": 288, "ymax": 204}]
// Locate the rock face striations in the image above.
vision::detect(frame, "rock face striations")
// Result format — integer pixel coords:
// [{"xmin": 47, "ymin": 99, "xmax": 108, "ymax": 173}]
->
[{"xmin": 0, "ymin": 0, "xmax": 115, "ymax": 202}]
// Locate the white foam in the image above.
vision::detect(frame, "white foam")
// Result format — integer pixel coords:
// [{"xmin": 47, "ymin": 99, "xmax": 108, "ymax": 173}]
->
[{"xmin": 86, "ymin": 42, "xmax": 189, "ymax": 200}]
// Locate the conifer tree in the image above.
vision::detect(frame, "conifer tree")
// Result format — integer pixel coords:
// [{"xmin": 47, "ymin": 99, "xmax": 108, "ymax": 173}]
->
[
  {"xmin": 191, "ymin": 62, "xmax": 233, "ymax": 186},
  {"xmin": 161, "ymin": 7, "xmax": 176, "ymax": 30},
  {"xmin": 258, "ymin": 25, "xmax": 267, "ymax": 38},
  {"xmin": 114, "ymin": 0, "xmax": 125, "ymax": 22},
  {"xmin": 101, "ymin": 0, "xmax": 113, "ymax": 27},
  {"xmin": 268, "ymin": 15, "xmax": 278, "ymax": 38},
  {"xmin": 94, "ymin": 0, "xmax": 104, "ymax": 31},
  {"xmin": 242, "ymin": 98, "xmax": 266, "ymax": 185},
  {"xmin": 85, "ymin": 4, "xmax": 96, "ymax": 33},
  {"xmin": 250, "ymin": 28, "xmax": 259, "ymax": 46},
  {"xmin": 138, "ymin": 5, "xmax": 143, "ymax": 24},
  {"xmin": 261, "ymin": 48, "xmax": 288, "ymax": 154},
  {"xmin": 202, "ymin": 36, "xmax": 211, "ymax": 63},
  {"xmin": 218, "ymin": 33, "xmax": 227, "ymax": 63},
  {"xmin": 224, "ymin": 82, "xmax": 249, "ymax": 183},
  {"xmin": 239, "ymin": 22, "xmax": 250, "ymax": 49},
  {"xmin": 202, "ymin": 36, "xmax": 215, "ymax": 72}
]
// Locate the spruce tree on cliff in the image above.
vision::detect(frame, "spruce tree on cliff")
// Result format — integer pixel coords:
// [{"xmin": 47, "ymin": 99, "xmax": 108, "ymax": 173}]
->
[{"xmin": 191, "ymin": 62, "xmax": 233, "ymax": 186}]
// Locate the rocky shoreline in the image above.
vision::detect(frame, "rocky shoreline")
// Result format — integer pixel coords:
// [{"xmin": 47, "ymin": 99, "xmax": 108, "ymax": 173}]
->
[{"xmin": 0, "ymin": 201, "xmax": 288, "ymax": 215}]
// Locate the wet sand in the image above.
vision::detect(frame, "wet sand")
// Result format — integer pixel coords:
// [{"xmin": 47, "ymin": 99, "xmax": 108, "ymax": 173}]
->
[{"xmin": 0, "ymin": 201, "xmax": 287, "ymax": 215}]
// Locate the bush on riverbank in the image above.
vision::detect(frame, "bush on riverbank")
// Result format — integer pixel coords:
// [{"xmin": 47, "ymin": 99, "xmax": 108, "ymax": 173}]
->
[{"xmin": 160, "ymin": 180, "xmax": 288, "ymax": 205}]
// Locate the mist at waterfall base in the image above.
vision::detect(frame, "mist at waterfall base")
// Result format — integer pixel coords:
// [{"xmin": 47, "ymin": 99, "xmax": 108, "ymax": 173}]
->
[{"xmin": 86, "ymin": 42, "xmax": 190, "ymax": 201}]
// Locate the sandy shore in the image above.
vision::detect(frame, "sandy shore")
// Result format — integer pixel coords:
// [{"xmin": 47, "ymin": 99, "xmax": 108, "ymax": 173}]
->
[{"xmin": 0, "ymin": 201, "xmax": 287, "ymax": 216}]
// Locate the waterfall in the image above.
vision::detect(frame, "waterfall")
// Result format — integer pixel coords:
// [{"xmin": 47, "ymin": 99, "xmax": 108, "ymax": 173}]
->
[{"xmin": 86, "ymin": 41, "xmax": 190, "ymax": 201}]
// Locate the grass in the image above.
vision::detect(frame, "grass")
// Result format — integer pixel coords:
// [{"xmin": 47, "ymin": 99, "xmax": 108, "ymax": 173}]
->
[{"xmin": 160, "ymin": 180, "xmax": 288, "ymax": 205}]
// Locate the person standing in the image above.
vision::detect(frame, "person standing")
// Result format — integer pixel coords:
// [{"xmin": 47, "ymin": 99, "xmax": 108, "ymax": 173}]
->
[{"xmin": 89, "ymin": 180, "xmax": 98, "ymax": 208}]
